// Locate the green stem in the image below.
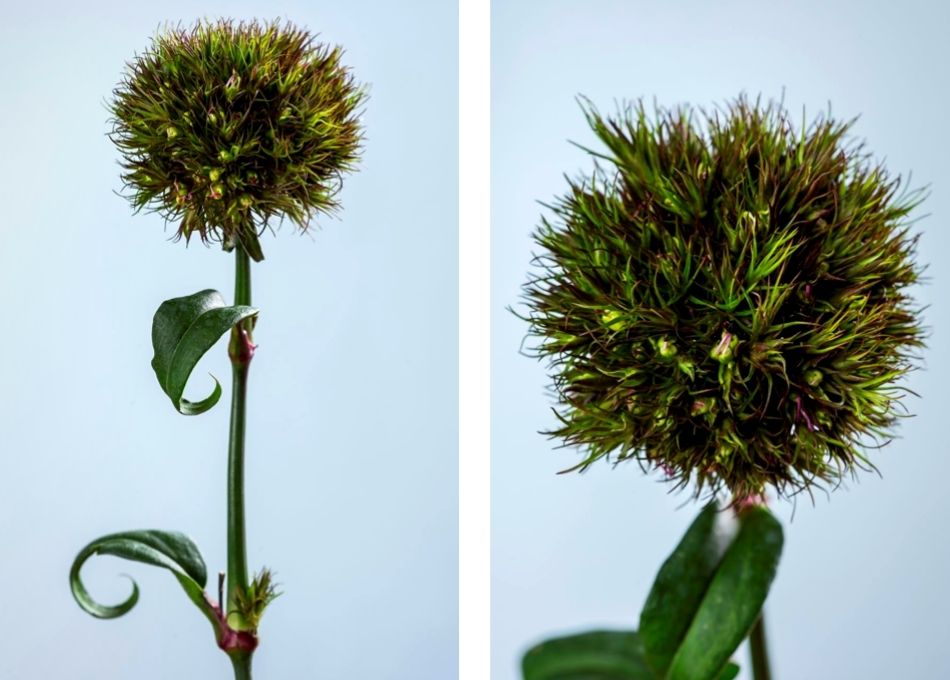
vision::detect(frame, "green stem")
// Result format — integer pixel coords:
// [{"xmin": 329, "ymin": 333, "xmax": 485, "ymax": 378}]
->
[
  {"xmin": 227, "ymin": 245, "xmax": 253, "ymax": 629},
  {"xmin": 749, "ymin": 613, "xmax": 772, "ymax": 680},
  {"xmin": 230, "ymin": 653, "xmax": 253, "ymax": 680}
]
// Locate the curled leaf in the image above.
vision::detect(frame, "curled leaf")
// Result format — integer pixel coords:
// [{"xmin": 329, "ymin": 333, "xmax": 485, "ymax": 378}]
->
[
  {"xmin": 151, "ymin": 289, "xmax": 257, "ymax": 415},
  {"xmin": 69, "ymin": 530, "xmax": 213, "ymax": 621}
]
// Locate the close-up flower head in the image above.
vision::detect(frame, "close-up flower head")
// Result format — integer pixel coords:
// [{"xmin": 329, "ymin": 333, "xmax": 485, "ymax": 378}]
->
[
  {"xmin": 111, "ymin": 18, "xmax": 366, "ymax": 260},
  {"xmin": 522, "ymin": 95, "xmax": 925, "ymax": 501}
]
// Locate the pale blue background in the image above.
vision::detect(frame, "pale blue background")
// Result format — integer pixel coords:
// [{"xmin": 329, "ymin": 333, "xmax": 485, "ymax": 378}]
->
[
  {"xmin": 0, "ymin": 2, "xmax": 457, "ymax": 679},
  {"xmin": 493, "ymin": 1, "xmax": 949, "ymax": 679}
]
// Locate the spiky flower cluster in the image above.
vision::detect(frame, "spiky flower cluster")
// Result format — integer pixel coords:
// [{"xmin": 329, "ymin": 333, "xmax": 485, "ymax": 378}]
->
[
  {"xmin": 111, "ymin": 19, "xmax": 365, "ymax": 260},
  {"xmin": 522, "ymin": 96, "xmax": 924, "ymax": 500},
  {"xmin": 233, "ymin": 568, "xmax": 280, "ymax": 630}
]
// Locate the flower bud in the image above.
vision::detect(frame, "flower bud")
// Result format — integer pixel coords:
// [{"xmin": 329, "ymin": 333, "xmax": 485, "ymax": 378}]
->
[
  {"xmin": 710, "ymin": 330, "xmax": 737, "ymax": 362},
  {"xmin": 225, "ymin": 71, "xmax": 242, "ymax": 100},
  {"xmin": 691, "ymin": 398, "xmax": 716, "ymax": 416},
  {"xmin": 601, "ymin": 309, "xmax": 624, "ymax": 332},
  {"xmin": 654, "ymin": 336, "xmax": 678, "ymax": 360}
]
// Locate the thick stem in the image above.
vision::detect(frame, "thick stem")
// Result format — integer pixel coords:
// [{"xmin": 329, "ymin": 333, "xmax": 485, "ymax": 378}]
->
[
  {"xmin": 230, "ymin": 653, "xmax": 253, "ymax": 680},
  {"xmin": 749, "ymin": 613, "xmax": 772, "ymax": 680},
  {"xmin": 227, "ymin": 245, "xmax": 253, "ymax": 629}
]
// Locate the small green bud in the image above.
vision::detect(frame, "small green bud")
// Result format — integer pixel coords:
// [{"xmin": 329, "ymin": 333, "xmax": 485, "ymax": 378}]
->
[
  {"xmin": 218, "ymin": 145, "xmax": 241, "ymax": 163},
  {"xmin": 655, "ymin": 336, "xmax": 678, "ymax": 360},
  {"xmin": 601, "ymin": 309, "xmax": 624, "ymax": 332},
  {"xmin": 714, "ymin": 442, "xmax": 735, "ymax": 464},
  {"xmin": 710, "ymin": 330, "xmax": 737, "ymax": 362},
  {"xmin": 209, "ymin": 183, "xmax": 225, "ymax": 200},
  {"xmin": 165, "ymin": 125, "xmax": 178, "ymax": 139},
  {"xmin": 225, "ymin": 71, "xmax": 241, "ymax": 99},
  {"xmin": 653, "ymin": 407, "xmax": 673, "ymax": 431},
  {"xmin": 738, "ymin": 210, "xmax": 757, "ymax": 232},
  {"xmin": 239, "ymin": 194, "xmax": 253, "ymax": 209},
  {"xmin": 804, "ymin": 369, "xmax": 823, "ymax": 387},
  {"xmin": 208, "ymin": 167, "xmax": 223, "ymax": 182}
]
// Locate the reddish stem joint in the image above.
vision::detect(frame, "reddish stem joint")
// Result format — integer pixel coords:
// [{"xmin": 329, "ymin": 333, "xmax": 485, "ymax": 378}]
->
[
  {"xmin": 204, "ymin": 592, "xmax": 259, "ymax": 655},
  {"xmin": 228, "ymin": 325, "xmax": 258, "ymax": 365}
]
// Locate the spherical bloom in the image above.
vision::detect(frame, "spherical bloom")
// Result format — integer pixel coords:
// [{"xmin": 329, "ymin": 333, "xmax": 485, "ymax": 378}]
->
[
  {"xmin": 110, "ymin": 19, "xmax": 365, "ymax": 260},
  {"xmin": 521, "ymin": 96, "xmax": 924, "ymax": 500}
]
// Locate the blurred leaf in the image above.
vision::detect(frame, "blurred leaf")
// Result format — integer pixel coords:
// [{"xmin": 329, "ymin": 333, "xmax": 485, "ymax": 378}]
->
[
  {"xmin": 69, "ymin": 530, "xmax": 216, "ymax": 625},
  {"xmin": 667, "ymin": 507, "xmax": 783, "ymax": 680},
  {"xmin": 715, "ymin": 662, "xmax": 740, "ymax": 680},
  {"xmin": 522, "ymin": 630, "xmax": 654, "ymax": 680},
  {"xmin": 639, "ymin": 503, "xmax": 734, "ymax": 676},
  {"xmin": 151, "ymin": 289, "xmax": 257, "ymax": 414}
]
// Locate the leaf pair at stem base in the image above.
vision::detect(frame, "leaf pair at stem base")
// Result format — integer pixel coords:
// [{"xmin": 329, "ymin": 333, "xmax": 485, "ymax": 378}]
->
[{"xmin": 522, "ymin": 503, "xmax": 783, "ymax": 680}]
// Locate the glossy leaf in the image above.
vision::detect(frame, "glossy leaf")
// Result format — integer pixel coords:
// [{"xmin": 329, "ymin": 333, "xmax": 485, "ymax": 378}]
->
[
  {"xmin": 522, "ymin": 630, "xmax": 654, "ymax": 680},
  {"xmin": 639, "ymin": 503, "xmax": 734, "ymax": 676},
  {"xmin": 69, "ymin": 530, "xmax": 214, "ymax": 622},
  {"xmin": 667, "ymin": 507, "xmax": 783, "ymax": 680},
  {"xmin": 151, "ymin": 289, "xmax": 257, "ymax": 415},
  {"xmin": 716, "ymin": 662, "xmax": 740, "ymax": 680}
]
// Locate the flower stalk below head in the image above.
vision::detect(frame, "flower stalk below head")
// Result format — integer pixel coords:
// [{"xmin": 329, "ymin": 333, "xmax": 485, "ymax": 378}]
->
[{"xmin": 226, "ymin": 245, "xmax": 254, "ymax": 633}]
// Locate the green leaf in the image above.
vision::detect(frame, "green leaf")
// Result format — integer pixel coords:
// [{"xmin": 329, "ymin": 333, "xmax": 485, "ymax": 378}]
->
[
  {"xmin": 667, "ymin": 507, "xmax": 783, "ymax": 680},
  {"xmin": 69, "ymin": 530, "xmax": 215, "ymax": 624},
  {"xmin": 522, "ymin": 630, "xmax": 654, "ymax": 680},
  {"xmin": 639, "ymin": 503, "xmax": 783, "ymax": 680},
  {"xmin": 151, "ymin": 289, "xmax": 257, "ymax": 415},
  {"xmin": 639, "ymin": 503, "xmax": 733, "ymax": 676},
  {"xmin": 715, "ymin": 662, "xmax": 740, "ymax": 680}
]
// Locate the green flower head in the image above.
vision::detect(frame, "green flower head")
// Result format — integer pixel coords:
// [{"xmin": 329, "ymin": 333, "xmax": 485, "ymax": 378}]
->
[
  {"xmin": 521, "ymin": 95, "xmax": 925, "ymax": 501},
  {"xmin": 110, "ymin": 19, "xmax": 366, "ymax": 261}
]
